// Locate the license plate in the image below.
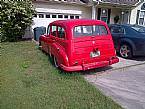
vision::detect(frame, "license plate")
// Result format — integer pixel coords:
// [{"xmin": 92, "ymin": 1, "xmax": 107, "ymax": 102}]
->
[{"xmin": 90, "ymin": 51, "xmax": 100, "ymax": 58}]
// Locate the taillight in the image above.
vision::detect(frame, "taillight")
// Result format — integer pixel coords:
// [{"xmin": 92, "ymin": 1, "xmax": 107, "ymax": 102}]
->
[{"xmin": 114, "ymin": 49, "xmax": 117, "ymax": 55}]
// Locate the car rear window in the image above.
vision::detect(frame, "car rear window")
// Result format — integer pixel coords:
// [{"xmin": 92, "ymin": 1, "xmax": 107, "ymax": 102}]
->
[{"xmin": 74, "ymin": 25, "xmax": 108, "ymax": 37}]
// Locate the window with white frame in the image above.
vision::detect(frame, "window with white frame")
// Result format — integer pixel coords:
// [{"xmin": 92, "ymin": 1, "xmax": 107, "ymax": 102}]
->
[
  {"xmin": 52, "ymin": 14, "xmax": 57, "ymax": 18},
  {"xmin": 58, "ymin": 15, "xmax": 63, "ymax": 18},
  {"xmin": 70, "ymin": 15, "xmax": 74, "ymax": 19},
  {"xmin": 137, "ymin": 3, "xmax": 145, "ymax": 26},
  {"xmin": 64, "ymin": 15, "xmax": 68, "ymax": 19},
  {"xmin": 34, "ymin": 13, "xmax": 81, "ymax": 19},
  {"xmin": 139, "ymin": 11, "xmax": 145, "ymax": 25},
  {"xmin": 46, "ymin": 14, "xmax": 51, "ymax": 18},
  {"xmin": 38, "ymin": 14, "xmax": 44, "ymax": 18}
]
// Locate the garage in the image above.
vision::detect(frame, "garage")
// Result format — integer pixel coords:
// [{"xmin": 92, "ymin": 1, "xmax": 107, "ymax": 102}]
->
[
  {"xmin": 30, "ymin": 1, "xmax": 91, "ymax": 40},
  {"xmin": 32, "ymin": 8, "xmax": 82, "ymax": 29},
  {"xmin": 32, "ymin": 1, "xmax": 92, "ymax": 29}
]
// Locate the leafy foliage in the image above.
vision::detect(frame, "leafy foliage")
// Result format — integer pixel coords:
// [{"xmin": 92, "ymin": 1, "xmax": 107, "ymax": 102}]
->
[{"xmin": 0, "ymin": 0, "xmax": 35, "ymax": 42}]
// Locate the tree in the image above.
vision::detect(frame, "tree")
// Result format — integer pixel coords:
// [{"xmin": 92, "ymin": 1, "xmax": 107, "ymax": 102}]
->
[{"xmin": 0, "ymin": 0, "xmax": 35, "ymax": 42}]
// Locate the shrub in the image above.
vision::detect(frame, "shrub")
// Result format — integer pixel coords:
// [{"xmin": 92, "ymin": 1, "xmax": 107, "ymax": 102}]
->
[{"xmin": 0, "ymin": 0, "xmax": 35, "ymax": 42}]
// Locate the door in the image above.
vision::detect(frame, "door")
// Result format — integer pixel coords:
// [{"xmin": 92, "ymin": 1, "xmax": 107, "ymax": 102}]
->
[
  {"xmin": 32, "ymin": 12, "xmax": 81, "ymax": 29},
  {"xmin": 48, "ymin": 25, "xmax": 68, "ymax": 65},
  {"xmin": 97, "ymin": 8, "xmax": 111, "ymax": 24}
]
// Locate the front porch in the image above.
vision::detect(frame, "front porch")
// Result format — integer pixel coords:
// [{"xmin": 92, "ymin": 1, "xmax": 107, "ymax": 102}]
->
[
  {"xmin": 90, "ymin": 0, "xmax": 141, "ymax": 24},
  {"xmin": 99, "ymin": 6, "xmax": 131, "ymax": 24}
]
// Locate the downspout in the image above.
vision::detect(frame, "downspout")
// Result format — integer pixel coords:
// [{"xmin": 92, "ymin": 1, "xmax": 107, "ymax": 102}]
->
[{"xmin": 128, "ymin": 7, "xmax": 132, "ymax": 24}]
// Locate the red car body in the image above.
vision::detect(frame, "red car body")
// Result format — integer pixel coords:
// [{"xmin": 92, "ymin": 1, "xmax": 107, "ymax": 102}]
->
[{"xmin": 39, "ymin": 19, "xmax": 119, "ymax": 71}]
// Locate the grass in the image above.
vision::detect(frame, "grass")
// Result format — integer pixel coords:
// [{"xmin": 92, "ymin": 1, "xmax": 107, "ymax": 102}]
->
[{"xmin": 0, "ymin": 41, "xmax": 123, "ymax": 109}]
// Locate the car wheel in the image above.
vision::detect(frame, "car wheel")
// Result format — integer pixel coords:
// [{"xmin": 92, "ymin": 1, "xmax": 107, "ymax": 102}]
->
[
  {"xmin": 119, "ymin": 44, "xmax": 132, "ymax": 58},
  {"xmin": 52, "ymin": 55, "xmax": 59, "ymax": 68}
]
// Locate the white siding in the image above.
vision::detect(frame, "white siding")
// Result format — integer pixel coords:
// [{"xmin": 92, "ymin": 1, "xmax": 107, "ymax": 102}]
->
[
  {"xmin": 130, "ymin": 2, "xmax": 145, "ymax": 24},
  {"xmin": 32, "ymin": 2, "xmax": 91, "ymax": 29},
  {"xmin": 110, "ymin": 8, "xmax": 121, "ymax": 24}
]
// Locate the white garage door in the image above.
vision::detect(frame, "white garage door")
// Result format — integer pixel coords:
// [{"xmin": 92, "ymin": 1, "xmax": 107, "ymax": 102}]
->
[{"xmin": 32, "ymin": 8, "xmax": 82, "ymax": 29}]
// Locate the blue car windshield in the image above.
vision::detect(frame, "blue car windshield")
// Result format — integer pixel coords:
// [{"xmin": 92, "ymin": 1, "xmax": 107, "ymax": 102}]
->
[{"xmin": 131, "ymin": 25, "xmax": 145, "ymax": 33}]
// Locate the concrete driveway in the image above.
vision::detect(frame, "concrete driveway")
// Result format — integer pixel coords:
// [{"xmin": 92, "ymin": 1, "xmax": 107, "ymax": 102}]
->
[
  {"xmin": 111, "ymin": 57, "xmax": 145, "ymax": 70},
  {"xmin": 84, "ymin": 57, "xmax": 145, "ymax": 109}
]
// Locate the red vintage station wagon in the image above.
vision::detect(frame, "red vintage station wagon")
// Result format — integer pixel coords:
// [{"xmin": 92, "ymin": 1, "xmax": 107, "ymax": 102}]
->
[{"xmin": 39, "ymin": 19, "xmax": 119, "ymax": 71}]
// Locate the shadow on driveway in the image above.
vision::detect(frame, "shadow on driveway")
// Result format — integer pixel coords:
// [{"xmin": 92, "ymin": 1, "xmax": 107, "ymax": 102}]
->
[
  {"xmin": 80, "ymin": 56, "xmax": 145, "ymax": 75},
  {"xmin": 59, "ymin": 56, "xmax": 145, "ymax": 75},
  {"xmin": 129, "ymin": 56, "xmax": 145, "ymax": 61}
]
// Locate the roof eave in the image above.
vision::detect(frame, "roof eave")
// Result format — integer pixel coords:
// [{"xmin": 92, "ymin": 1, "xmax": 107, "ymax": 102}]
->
[
  {"xmin": 32, "ymin": 0, "xmax": 88, "ymax": 6},
  {"xmin": 98, "ymin": 0, "xmax": 142, "ymax": 7}
]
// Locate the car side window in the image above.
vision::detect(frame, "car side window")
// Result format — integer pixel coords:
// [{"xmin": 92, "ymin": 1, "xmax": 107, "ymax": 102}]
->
[
  {"xmin": 82, "ymin": 26, "xmax": 93, "ymax": 36},
  {"xmin": 110, "ymin": 27, "xmax": 119, "ymax": 33},
  {"xmin": 57, "ymin": 26, "xmax": 65, "ymax": 39},
  {"xmin": 74, "ymin": 26, "xmax": 82, "ymax": 36},
  {"xmin": 51, "ymin": 25, "xmax": 57, "ymax": 37},
  {"xmin": 98, "ymin": 26, "xmax": 108, "ymax": 35},
  {"xmin": 118, "ymin": 27, "xmax": 124, "ymax": 34},
  {"xmin": 111, "ymin": 26, "xmax": 124, "ymax": 34}
]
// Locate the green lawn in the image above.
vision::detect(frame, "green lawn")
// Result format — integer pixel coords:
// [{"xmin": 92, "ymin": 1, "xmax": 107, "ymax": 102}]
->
[{"xmin": 0, "ymin": 41, "xmax": 122, "ymax": 109}]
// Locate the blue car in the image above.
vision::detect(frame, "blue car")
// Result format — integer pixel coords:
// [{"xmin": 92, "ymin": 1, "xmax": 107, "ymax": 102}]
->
[{"xmin": 109, "ymin": 24, "xmax": 145, "ymax": 58}]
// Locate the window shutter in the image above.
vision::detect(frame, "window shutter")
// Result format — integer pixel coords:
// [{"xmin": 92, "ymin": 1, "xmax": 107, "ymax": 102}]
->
[
  {"xmin": 97, "ymin": 8, "xmax": 101, "ymax": 20},
  {"xmin": 107, "ymin": 9, "xmax": 111, "ymax": 24},
  {"xmin": 136, "ymin": 10, "xmax": 140, "ymax": 24}
]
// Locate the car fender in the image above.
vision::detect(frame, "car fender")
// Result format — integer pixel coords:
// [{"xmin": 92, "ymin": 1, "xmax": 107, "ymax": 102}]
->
[
  {"xmin": 50, "ymin": 43, "xmax": 69, "ymax": 66},
  {"xmin": 120, "ymin": 38, "xmax": 136, "ymax": 51},
  {"xmin": 39, "ymin": 35, "xmax": 47, "ymax": 51}
]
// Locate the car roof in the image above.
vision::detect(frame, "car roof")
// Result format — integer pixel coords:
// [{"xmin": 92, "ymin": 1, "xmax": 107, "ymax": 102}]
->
[
  {"xmin": 109, "ymin": 24, "xmax": 129, "ymax": 27},
  {"xmin": 109, "ymin": 24, "xmax": 143, "ymax": 28},
  {"xmin": 50, "ymin": 19, "xmax": 107, "ymax": 28}
]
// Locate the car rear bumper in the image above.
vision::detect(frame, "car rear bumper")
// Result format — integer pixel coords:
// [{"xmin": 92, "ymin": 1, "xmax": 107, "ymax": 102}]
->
[{"xmin": 60, "ymin": 57, "xmax": 119, "ymax": 72}]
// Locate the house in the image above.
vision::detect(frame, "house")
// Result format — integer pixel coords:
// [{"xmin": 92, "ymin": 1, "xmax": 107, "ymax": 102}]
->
[
  {"xmin": 91, "ymin": 0, "xmax": 141, "ymax": 24},
  {"xmin": 130, "ymin": 0, "xmax": 145, "ymax": 26},
  {"xmin": 31, "ymin": 0, "xmax": 143, "ymax": 30},
  {"xmin": 32, "ymin": 0, "xmax": 90, "ymax": 29}
]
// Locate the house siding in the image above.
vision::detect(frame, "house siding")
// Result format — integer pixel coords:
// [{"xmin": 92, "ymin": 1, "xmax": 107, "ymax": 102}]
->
[
  {"xmin": 101, "ymin": 0, "xmax": 139, "ymax": 5},
  {"xmin": 130, "ymin": 1, "xmax": 145, "ymax": 25},
  {"xmin": 110, "ymin": 8, "xmax": 122, "ymax": 24},
  {"xmin": 33, "ymin": 1, "xmax": 91, "ymax": 19},
  {"xmin": 32, "ymin": 2, "xmax": 91, "ymax": 28},
  {"xmin": 32, "ymin": 0, "xmax": 143, "ymax": 29}
]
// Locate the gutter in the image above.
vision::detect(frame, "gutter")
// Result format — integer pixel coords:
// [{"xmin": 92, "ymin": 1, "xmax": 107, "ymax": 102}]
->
[
  {"xmin": 97, "ymin": 0, "xmax": 142, "ymax": 7},
  {"xmin": 134, "ymin": 0, "xmax": 144, "ymax": 6},
  {"xmin": 33, "ymin": 0, "xmax": 89, "ymax": 7}
]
